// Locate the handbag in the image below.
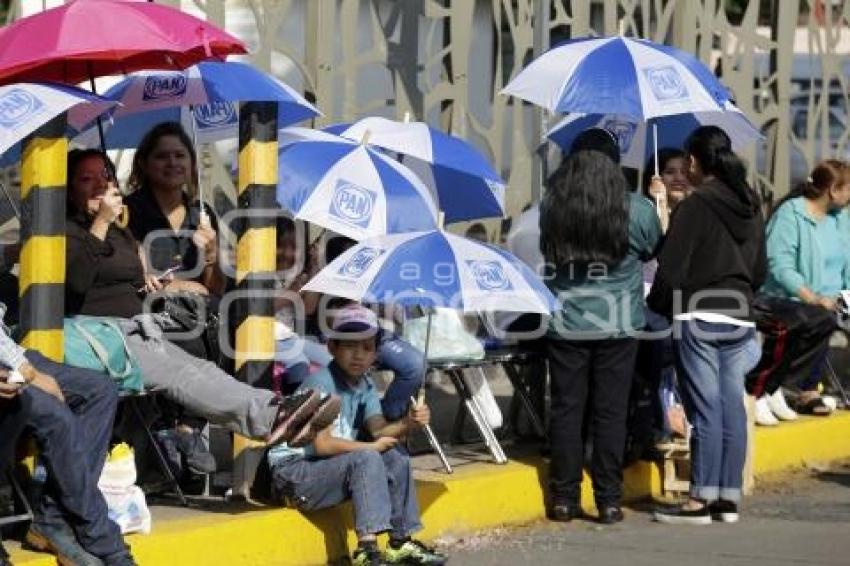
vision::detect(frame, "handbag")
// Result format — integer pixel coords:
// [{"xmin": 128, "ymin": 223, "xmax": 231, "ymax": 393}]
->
[
  {"xmin": 63, "ymin": 316, "xmax": 144, "ymax": 393},
  {"xmin": 149, "ymin": 292, "xmax": 223, "ymax": 365}
]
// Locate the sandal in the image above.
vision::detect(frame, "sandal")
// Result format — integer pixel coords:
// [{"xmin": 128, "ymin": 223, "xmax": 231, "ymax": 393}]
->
[{"xmin": 794, "ymin": 396, "xmax": 833, "ymax": 416}]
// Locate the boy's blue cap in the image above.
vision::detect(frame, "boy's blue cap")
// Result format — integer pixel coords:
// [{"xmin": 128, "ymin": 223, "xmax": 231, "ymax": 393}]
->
[{"xmin": 331, "ymin": 304, "xmax": 379, "ymax": 336}]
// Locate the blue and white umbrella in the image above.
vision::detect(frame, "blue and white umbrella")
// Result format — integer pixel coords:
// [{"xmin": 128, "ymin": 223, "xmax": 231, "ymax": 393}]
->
[
  {"xmin": 74, "ymin": 60, "xmax": 320, "ymax": 149},
  {"xmin": 325, "ymin": 116, "xmax": 506, "ymax": 223},
  {"xmin": 501, "ymin": 35, "xmax": 730, "ymax": 120},
  {"xmin": 302, "ymin": 229, "xmax": 557, "ymax": 314},
  {"xmin": 546, "ymin": 101, "xmax": 762, "ymax": 169},
  {"xmin": 277, "ymin": 128, "xmax": 439, "ymax": 241},
  {"xmin": 0, "ymin": 82, "xmax": 118, "ymax": 159}
]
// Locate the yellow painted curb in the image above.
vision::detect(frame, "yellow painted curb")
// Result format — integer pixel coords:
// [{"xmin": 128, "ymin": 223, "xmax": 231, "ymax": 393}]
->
[{"xmin": 10, "ymin": 412, "xmax": 850, "ymax": 565}]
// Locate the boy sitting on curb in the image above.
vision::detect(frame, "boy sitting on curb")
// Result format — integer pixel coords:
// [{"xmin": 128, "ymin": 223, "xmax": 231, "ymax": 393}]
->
[{"xmin": 268, "ymin": 304, "xmax": 447, "ymax": 566}]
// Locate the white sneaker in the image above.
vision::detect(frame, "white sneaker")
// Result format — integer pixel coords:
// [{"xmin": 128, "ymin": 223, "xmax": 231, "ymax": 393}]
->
[
  {"xmin": 755, "ymin": 396, "xmax": 779, "ymax": 426},
  {"xmin": 822, "ymin": 395, "xmax": 838, "ymax": 412},
  {"xmin": 766, "ymin": 389, "xmax": 798, "ymax": 421}
]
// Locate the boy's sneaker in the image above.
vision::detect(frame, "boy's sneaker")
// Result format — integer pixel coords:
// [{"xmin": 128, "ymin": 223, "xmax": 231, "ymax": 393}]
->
[
  {"xmin": 652, "ymin": 504, "xmax": 711, "ymax": 525},
  {"xmin": 352, "ymin": 544, "xmax": 389, "ymax": 566},
  {"xmin": 708, "ymin": 499, "xmax": 739, "ymax": 523},
  {"xmin": 385, "ymin": 538, "xmax": 447, "ymax": 565}
]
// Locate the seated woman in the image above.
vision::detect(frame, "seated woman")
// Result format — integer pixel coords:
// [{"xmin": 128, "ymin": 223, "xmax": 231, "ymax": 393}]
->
[
  {"xmin": 63, "ymin": 149, "xmax": 340, "ymax": 453},
  {"xmin": 746, "ymin": 159, "xmax": 850, "ymax": 421},
  {"xmin": 125, "ymin": 121, "xmax": 224, "ymax": 297}
]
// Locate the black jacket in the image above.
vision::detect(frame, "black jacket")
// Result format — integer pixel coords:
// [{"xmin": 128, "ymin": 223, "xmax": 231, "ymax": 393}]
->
[{"xmin": 647, "ymin": 178, "xmax": 767, "ymax": 321}]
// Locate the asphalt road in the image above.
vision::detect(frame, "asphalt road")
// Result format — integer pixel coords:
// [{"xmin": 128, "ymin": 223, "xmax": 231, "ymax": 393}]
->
[{"xmin": 444, "ymin": 461, "xmax": 850, "ymax": 566}]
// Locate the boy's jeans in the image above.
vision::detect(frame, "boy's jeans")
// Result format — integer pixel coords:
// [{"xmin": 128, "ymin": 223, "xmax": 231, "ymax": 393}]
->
[
  {"xmin": 271, "ymin": 447, "xmax": 423, "ymax": 538},
  {"xmin": 674, "ymin": 320, "xmax": 761, "ymax": 503}
]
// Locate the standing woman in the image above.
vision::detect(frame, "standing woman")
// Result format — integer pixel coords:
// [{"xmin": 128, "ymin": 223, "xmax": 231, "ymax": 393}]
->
[
  {"xmin": 541, "ymin": 128, "xmax": 662, "ymax": 524},
  {"xmin": 126, "ymin": 122, "xmax": 225, "ymax": 297},
  {"xmin": 649, "ymin": 126, "xmax": 766, "ymax": 524}
]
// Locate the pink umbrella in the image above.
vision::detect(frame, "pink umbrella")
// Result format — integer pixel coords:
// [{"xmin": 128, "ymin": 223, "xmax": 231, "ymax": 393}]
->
[{"xmin": 0, "ymin": 0, "xmax": 247, "ymax": 86}]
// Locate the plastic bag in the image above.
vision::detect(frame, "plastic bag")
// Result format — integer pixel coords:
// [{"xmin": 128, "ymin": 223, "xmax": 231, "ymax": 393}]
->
[
  {"xmin": 403, "ymin": 308, "xmax": 484, "ymax": 361},
  {"xmin": 98, "ymin": 444, "xmax": 151, "ymax": 535}
]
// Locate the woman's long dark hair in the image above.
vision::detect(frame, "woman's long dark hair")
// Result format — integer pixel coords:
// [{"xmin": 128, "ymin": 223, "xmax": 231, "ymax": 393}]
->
[
  {"xmin": 685, "ymin": 125, "xmax": 756, "ymax": 205},
  {"xmin": 128, "ymin": 121, "xmax": 198, "ymax": 194},
  {"xmin": 540, "ymin": 149, "xmax": 630, "ymax": 266}
]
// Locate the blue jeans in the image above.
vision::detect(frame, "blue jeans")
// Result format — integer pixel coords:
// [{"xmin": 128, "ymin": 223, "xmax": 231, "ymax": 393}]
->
[
  {"xmin": 271, "ymin": 447, "xmax": 422, "ymax": 538},
  {"xmin": 275, "ymin": 332, "xmax": 425, "ymax": 421},
  {"xmin": 0, "ymin": 351, "xmax": 128, "ymax": 562},
  {"xmin": 674, "ymin": 320, "xmax": 761, "ymax": 503}
]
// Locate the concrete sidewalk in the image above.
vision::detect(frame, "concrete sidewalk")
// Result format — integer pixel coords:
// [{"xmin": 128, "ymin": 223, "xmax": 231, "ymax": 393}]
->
[{"xmin": 8, "ymin": 410, "xmax": 850, "ymax": 565}]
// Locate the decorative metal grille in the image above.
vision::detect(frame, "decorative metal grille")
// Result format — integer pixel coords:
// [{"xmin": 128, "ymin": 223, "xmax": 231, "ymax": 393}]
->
[{"xmin": 10, "ymin": 0, "xmax": 850, "ymax": 235}]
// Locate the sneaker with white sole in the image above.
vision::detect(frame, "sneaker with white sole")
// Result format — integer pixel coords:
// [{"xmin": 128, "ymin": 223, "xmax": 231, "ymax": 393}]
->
[
  {"xmin": 766, "ymin": 389, "xmax": 797, "ymax": 421},
  {"xmin": 653, "ymin": 504, "xmax": 711, "ymax": 525},
  {"xmin": 754, "ymin": 395, "xmax": 779, "ymax": 426},
  {"xmin": 708, "ymin": 499, "xmax": 739, "ymax": 523}
]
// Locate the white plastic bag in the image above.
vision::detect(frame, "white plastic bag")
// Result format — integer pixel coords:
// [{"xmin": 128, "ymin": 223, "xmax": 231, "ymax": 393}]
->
[
  {"xmin": 403, "ymin": 308, "xmax": 484, "ymax": 361},
  {"xmin": 98, "ymin": 444, "xmax": 151, "ymax": 535}
]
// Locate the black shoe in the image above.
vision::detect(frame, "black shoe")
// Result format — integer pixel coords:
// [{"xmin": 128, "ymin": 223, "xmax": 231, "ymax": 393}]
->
[
  {"xmin": 597, "ymin": 505, "xmax": 624, "ymax": 524},
  {"xmin": 653, "ymin": 503, "xmax": 711, "ymax": 525},
  {"xmin": 24, "ymin": 521, "xmax": 103, "ymax": 566},
  {"xmin": 547, "ymin": 502, "xmax": 584, "ymax": 522},
  {"xmin": 175, "ymin": 428, "xmax": 217, "ymax": 474},
  {"xmin": 708, "ymin": 499, "xmax": 739, "ymax": 523}
]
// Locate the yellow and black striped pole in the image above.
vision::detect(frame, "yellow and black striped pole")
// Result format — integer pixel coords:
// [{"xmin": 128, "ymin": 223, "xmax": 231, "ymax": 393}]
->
[
  {"xmin": 231, "ymin": 101, "xmax": 278, "ymax": 498},
  {"xmin": 19, "ymin": 114, "xmax": 67, "ymax": 361}
]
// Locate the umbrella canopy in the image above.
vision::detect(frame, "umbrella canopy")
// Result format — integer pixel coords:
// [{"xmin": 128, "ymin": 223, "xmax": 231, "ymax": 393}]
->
[
  {"xmin": 0, "ymin": 82, "xmax": 118, "ymax": 157},
  {"xmin": 277, "ymin": 128, "xmax": 439, "ymax": 241},
  {"xmin": 325, "ymin": 117, "xmax": 506, "ymax": 223},
  {"xmin": 501, "ymin": 35, "xmax": 729, "ymax": 120},
  {"xmin": 0, "ymin": 0, "xmax": 246, "ymax": 86},
  {"xmin": 72, "ymin": 61, "xmax": 320, "ymax": 149},
  {"xmin": 546, "ymin": 101, "xmax": 762, "ymax": 169},
  {"xmin": 303, "ymin": 229, "xmax": 557, "ymax": 314}
]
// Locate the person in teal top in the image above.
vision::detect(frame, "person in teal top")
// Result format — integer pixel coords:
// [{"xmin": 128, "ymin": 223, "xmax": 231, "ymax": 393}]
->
[
  {"xmin": 540, "ymin": 128, "xmax": 662, "ymax": 525},
  {"xmin": 747, "ymin": 159, "xmax": 850, "ymax": 417}
]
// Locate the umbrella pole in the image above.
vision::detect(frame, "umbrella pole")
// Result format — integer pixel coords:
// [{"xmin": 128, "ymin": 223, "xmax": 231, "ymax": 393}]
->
[
  {"xmin": 188, "ymin": 105, "xmax": 210, "ymax": 227},
  {"xmin": 416, "ymin": 310, "xmax": 453, "ymax": 474},
  {"xmin": 87, "ymin": 67, "xmax": 107, "ymax": 154}
]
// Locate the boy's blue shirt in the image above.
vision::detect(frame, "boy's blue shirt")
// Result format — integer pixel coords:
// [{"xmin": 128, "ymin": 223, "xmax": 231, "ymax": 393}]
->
[{"xmin": 268, "ymin": 361, "xmax": 382, "ymax": 466}]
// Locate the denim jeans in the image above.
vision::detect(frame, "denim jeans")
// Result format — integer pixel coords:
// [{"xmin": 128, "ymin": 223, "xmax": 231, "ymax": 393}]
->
[
  {"xmin": 674, "ymin": 320, "xmax": 761, "ymax": 503},
  {"xmin": 271, "ymin": 447, "xmax": 422, "ymax": 538},
  {"xmin": 376, "ymin": 333, "xmax": 425, "ymax": 421},
  {"xmin": 0, "ymin": 351, "xmax": 128, "ymax": 562},
  {"xmin": 275, "ymin": 332, "xmax": 424, "ymax": 421}
]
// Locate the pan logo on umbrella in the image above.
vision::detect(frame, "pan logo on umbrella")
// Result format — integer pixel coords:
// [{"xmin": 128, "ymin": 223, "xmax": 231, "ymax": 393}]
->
[
  {"xmin": 601, "ymin": 119, "xmax": 637, "ymax": 153},
  {"xmin": 0, "ymin": 89, "xmax": 45, "ymax": 128},
  {"xmin": 466, "ymin": 260, "xmax": 513, "ymax": 292},
  {"xmin": 643, "ymin": 66, "xmax": 689, "ymax": 102},
  {"xmin": 330, "ymin": 180, "xmax": 377, "ymax": 228},
  {"xmin": 193, "ymin": 101, "xmax": 237, "ymax": 129},
  {"xmin": 337, "ymin": 247, "xmax": 384, "ymax": 279},
  {"xmin": 143, "ymin": 75, "xmax": 189, "ymax": 101}
]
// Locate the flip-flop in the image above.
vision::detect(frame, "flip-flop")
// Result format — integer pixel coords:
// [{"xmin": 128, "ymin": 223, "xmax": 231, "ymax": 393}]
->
[
  {"xmin": 288, "ymin": 394, "xmax": 342, "ymax": 448},
  {"xmin": 266, "ymin": 389, "xmax": 322, "ymax": 445}
]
